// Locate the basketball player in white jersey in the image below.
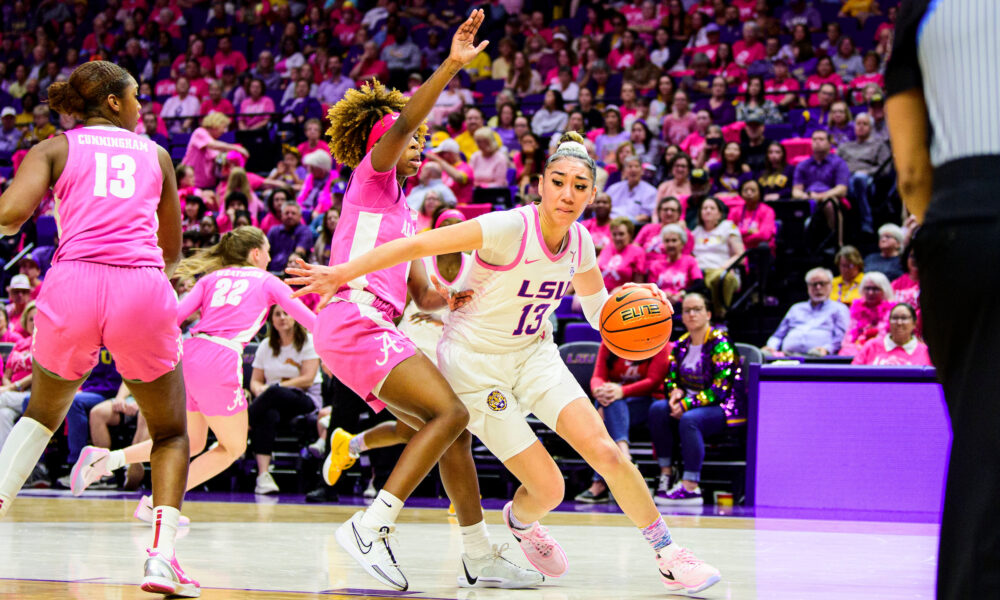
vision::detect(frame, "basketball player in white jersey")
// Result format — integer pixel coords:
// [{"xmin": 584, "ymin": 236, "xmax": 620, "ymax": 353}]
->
[{"xmin": 288, "ymin": 133, "xmax": 722, "ymax": 595}]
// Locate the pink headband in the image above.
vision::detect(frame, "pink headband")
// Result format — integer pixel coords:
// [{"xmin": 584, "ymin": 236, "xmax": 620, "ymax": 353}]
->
[
  {"xmin": 434, "ymin": 209, "xmax": 466, "ymax": 229},
  {"xmin": 366, "ymin": 112, "xmax": 400, "ymax": 154}
]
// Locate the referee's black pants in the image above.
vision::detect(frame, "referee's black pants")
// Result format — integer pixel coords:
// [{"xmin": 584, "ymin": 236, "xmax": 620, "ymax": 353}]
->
[{"xmin": 916, "ymin": 157, "xmax": 1000, "ymax": 599}]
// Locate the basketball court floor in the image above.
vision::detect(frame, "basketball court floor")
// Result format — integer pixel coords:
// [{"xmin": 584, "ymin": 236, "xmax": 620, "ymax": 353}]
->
[{"xmin": 0, "ymin": 491, "xmax": 937, "ymax": 599}]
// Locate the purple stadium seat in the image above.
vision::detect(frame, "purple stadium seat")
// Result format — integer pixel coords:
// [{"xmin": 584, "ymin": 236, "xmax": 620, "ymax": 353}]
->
[
  {"xmin": 563, "ymin": 322, "xmax": 601, "ymax": 344},
  {"xmin": 555, "ymin": 295, "xmax": 581, "ymax": 321}
]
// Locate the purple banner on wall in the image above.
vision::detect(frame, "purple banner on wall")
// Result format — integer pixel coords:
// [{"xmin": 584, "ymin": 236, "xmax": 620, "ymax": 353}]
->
[{"xmin": 754, "ymin": 375, "xmax": 951, "ymax": 515}]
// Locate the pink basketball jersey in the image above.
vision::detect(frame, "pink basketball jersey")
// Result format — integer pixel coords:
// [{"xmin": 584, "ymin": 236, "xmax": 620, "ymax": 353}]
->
[
  {"xmin": 179, "ymin": 267, "xmax": 316, "ymax": 342},
  {"xmin": 52, "ymin": 126, "xmax": 165, "ymax": 268},
  {"xmin": 330, "ymin": 152, "xmax": 417, "ymax": 316}
]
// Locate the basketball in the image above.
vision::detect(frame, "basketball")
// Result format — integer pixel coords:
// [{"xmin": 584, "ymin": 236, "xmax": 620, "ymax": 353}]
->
[{"xmin": 599, "ymin": 287, "xmax": 672, "ymax": 360}]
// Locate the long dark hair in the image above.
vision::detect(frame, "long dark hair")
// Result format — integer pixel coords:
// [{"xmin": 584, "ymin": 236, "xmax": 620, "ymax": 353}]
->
[{"xmin": 266, "ymin": 305, "xmax": 308, "ymax": 356}]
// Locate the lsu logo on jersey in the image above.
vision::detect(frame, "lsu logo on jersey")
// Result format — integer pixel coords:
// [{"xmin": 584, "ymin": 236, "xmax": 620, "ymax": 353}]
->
[{"xmin": 486, "ymin": 390, "xmax": 508, "ymax": 412}]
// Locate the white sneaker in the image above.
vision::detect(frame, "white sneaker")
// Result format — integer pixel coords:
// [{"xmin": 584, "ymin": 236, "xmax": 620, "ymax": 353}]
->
[
  {"xmin": 334, "ymin": 510, "xmax": 408, "ymax": 591},
  {"xmin": 457, "ymin": 543, "xmax": 544, "ymax": 588},
  {"xmin": 307, "ymin": 437, "xmax": 327, "ymax": 459},
  {"xmin": 69, "ymin": 446, "xmax": 111, "ymax": 496},
  {"xmin": 133, "ymin": 495, "xmax": 191, "ymax": 527},
  {"xmin": 255, "ymin": 472, "xmax": 279, "ymax": 495}
]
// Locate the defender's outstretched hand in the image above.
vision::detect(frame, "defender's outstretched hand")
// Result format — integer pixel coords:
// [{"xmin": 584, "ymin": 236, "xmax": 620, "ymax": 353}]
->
[
  {"xmin": 449, "ymin": 9, "xmax": 490, "ymax": 66},
  {"xmin": 286, "ymin": 257, "xmax": 349, "ymax": 309}
]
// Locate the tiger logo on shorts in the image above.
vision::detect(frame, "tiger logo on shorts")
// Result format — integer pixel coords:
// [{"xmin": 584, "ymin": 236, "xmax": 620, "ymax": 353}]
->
[{"xmin": 486, "ymin": 390, "xmax": 508, "ymax": 412}]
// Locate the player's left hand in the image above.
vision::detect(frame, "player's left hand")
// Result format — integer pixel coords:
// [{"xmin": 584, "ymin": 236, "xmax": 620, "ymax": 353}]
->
[
  {"xmin": 285, "ymin": 257, "xmax": 348, "ymax": 308},
  {"xmin": 431, "ymin": 275, "xmax": 474, "ymax": 311},
  {"xmin": 621, "ymin": 282, "xmax": 673, "ymax": 314}
]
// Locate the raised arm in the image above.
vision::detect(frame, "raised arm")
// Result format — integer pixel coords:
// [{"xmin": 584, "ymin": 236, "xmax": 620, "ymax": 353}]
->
[
  {"xmin": 269, "ymin": 276, "xmax": 318, "ymax": 331},
  {"xmin": 286, "ymin": 219, "xmax": 484, "ymax": 306},
  {"xmin": 370, "ymin": 10, "xmax": 488, "ymax": 173}
]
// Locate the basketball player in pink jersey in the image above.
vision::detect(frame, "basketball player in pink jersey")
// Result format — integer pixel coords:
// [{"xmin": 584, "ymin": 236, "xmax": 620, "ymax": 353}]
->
[
  {"xmin": 288, "ymin": 133, "xmax": 722, "ymax": 595},
  {"xmin": 322, "ymin": 208, "xmax": 471, "ymax": 486},
  {"xmin": 302, "ymin": 10, "xmax": 540, "ymax": 592},
  {"xmin": 0, "ymin": 61, "xmax": 198, "ymax": 597},
  {"xmin": 70, "ymin": 227, "xmax": 317, "ymax": 524}
]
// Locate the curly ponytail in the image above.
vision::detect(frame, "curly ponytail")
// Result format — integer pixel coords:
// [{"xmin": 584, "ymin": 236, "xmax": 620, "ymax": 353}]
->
[
  {"xmin": 325, "ymin": 78, "xmax": 428, "ymax": 169},
  {"xmin": 47, "ymin": 61, "xmax": 134, "ymax": 120}
]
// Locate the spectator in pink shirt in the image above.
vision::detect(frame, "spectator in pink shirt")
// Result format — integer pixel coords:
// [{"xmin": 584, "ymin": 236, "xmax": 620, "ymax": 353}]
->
[
  {"xmin": 469, "ymin": 127, "xmax": 509, "ymax": 189},
  {"xmin": 425, "ymin": 138, "xmax": 474, "ymax": 205},
  {"xmin": 805, "ymin": 56, "xmax": 845, "ymax": 107},
  {"xmin": 656, "ymin": 153, "xmax": 694, "ymax": 203},
  {"xmin": 645, "ymin": 224, "xmax": 702, "ymax": 305},
  {"xmin": 765, "ymin": 60, "xmax": 801, "ymax": 109},
  {"xmin": 662, "ymin": 90, "xmax": 698, "ymax": 145},
  {"xmin": 851, "ymin": 52, "xmax": 886, "ymax": 104},
  {"xmin": 199, "ymin": 80, "xmax": 235, "ymax": 117},
  {"xmin": 729, "ymin": 179, "xmax": 775, "ymax": 252},
  {"xmin": 599, "ymin": 217, "xmax": 647, "ymax": 291},
  {"xmin": 732, "ymin": 22, "xmax": 765, "ymax": 67},
  {"xmin": 582, "ymin": 192, "xmax": 614, "ymax": 253},
  {"xmin": 238, "ymin": 78, "xmax": 275, "ymax": 130},
  {"xmin": 635, "ymin": 196, "xmax": 690, "ymax": 256},
  {"xmin": 852, "ymin": 303, "xmax": 931, "ymax": 366},
  {"xmin": 840, "ymin": 272, "xmax": 894, "ymax": 356},
  {"xmin": 213, "ymin": 35, "xmax": 248, "ymax": 77},
  {"xmin": 182, "ymin": 112, "xmax": 248, "ymax": 190},
  {"xmin": 0, "ymin": 308, "xmax": 23, "ymax": 345}
]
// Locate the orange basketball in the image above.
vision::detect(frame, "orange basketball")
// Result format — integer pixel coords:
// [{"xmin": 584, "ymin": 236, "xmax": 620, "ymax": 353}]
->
[{"xmin": 599, "ymin": 287, "xmax": 672, "ymax": 360}]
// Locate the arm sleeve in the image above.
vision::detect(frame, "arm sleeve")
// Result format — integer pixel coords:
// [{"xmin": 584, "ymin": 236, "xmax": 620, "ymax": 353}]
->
[
  {"xmin": 476, "ymin": 209, "xmax": 528, "ymax": 266},
  {"xmin": 267, "ymin": 275, "xmax": 318, "ymax": 332},
  {"xmin": 590, "ymin": 343, "xmax": 611, "ymax": 393},
  {"xmin": 885, "ymin": 0, "xmax": 930, "ymax": 97},
  {"xmin": 176, "ymin": 277, "xmax": 206, "ymax": 325}
]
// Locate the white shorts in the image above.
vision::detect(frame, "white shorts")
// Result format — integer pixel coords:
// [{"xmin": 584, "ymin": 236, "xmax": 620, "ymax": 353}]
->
[{"xmin": 437, "ymin": 336, "xmax": 587, "ymax": 462}]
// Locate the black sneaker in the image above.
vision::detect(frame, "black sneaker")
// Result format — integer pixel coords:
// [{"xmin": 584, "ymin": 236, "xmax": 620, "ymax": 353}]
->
[
  {"xmin": 574, "ymin": 487, "xmax": 610, "ymax": 503},
  {"xmin": 305, "ymin": 485, "xmax": 338, "ymax": 503}
]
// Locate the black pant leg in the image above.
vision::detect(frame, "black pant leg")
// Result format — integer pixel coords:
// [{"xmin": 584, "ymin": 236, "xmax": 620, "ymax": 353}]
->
[{"xmin": 917, "ymin": 213, "xmax": 1000, "ymax": 599}]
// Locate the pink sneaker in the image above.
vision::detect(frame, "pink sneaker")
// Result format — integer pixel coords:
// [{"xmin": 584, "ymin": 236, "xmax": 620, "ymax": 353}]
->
[
  {"xmin": 134, "ymin": 495, "xmax": 191, "ymax": 527},
  {"xmin": 656, "ymin": 544, "xmax": 721, "ymax": 594},
  {"xmin": 70, "ymin": 446, "xmax": 111, "ymax": 496},
  {"xmin": 141, "ymin": 549, "xmax": 200, "ymax": 597},
  {"xmin": 502, "ymin": 501, "xmax": 568, "ymax": 578}
]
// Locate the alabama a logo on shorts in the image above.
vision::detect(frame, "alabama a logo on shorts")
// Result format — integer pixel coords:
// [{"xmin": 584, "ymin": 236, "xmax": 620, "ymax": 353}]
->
[
  {"xmin": 375, "ymin": 332, "xmax": 405, "ymax": 367},
  {"xmin": 486, "ymin": 390, "xmax": 508, "ymax": 412}
]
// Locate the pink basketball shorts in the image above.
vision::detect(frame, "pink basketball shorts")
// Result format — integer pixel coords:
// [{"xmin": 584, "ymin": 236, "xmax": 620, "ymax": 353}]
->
[
  {"xmin": 33, "ymin": 261, "xmax": 182, "ymax": 382},
  {"xmin": 313, "ymin": 298, "xmax": 417, "ymax": 412},
  {"xmin": 183, "ymin": 336, "xmax": 246, "ymax": 417}
]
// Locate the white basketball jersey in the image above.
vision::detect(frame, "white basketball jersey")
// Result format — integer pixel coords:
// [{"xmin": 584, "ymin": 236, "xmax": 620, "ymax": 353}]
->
[
  {"xmin": 443, "ymin": 204, "xmax": 597, "ymax": 353},
  {"xmin": 398, "ymin": 253, "xmax": 471, "ymax": 361}
]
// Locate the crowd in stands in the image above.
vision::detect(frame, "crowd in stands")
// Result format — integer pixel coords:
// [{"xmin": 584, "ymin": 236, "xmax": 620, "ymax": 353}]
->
[{"xmin": 0, "ymin": 0, "xmax": 932, "ymax": 497}]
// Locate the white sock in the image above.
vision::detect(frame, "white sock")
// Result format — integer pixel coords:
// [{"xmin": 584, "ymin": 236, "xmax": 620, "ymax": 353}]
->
[
  {"xmin": 360, "ymin": 489, "xmax": 403, "ymax": 529},
  {"xmin": 151, "ymin": 505, "xmax": 181, "ymax": 558},
  {"xmin": 106, "ymin": 449, "xmax": 126, "ymax": 472},
  {"xmin": 0, "ymin": 418, "xmax": 53, "ymax": 519},
  {"xmin": 460, "ymin": 520, "xmax": 493, "ymax": 559},
  {"xmin": 348, "ymin": 434, "xmax": 366, "ymax": 458}
]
